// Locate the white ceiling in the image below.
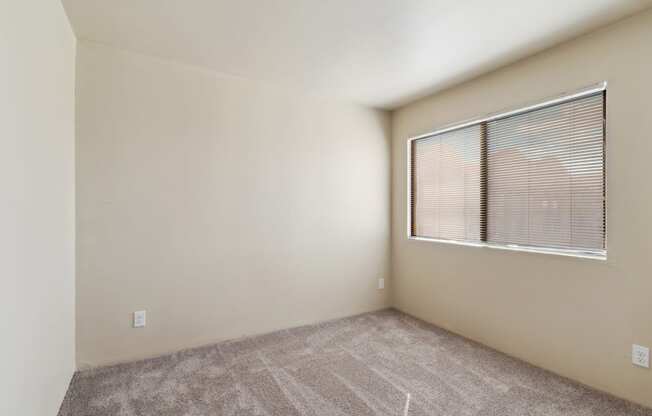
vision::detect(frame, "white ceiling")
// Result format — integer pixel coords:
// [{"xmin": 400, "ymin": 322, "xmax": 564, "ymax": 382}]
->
[{"xmin": 62, "ymin": 0, "xmax": 651, "ymax": 109}]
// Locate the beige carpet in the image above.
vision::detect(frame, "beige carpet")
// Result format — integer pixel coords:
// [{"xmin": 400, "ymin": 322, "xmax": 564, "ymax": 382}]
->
[{"xmin": 59, "ymin": 309, "xmax": 652, "ymax": 415}]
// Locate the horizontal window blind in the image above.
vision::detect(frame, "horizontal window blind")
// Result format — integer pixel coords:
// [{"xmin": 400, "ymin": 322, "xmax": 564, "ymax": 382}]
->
[
  {"xmin": 409, "ymin": 88, "xmax": 606, "ymax": 256},
  {"xmin": 411, "ymin": 125, "xmax": 482, "ymax": 242},
  {"xmin": 486, "ymin": 92, "xmax": 605, "ymax": 251}
]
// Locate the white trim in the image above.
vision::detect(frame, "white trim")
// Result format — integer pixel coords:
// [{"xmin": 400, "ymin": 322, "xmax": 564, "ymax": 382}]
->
[
  {"xmin": 407, "ymin": 237, "xmax": 606, "ymax": 261},
  {"xmin": 406, "ymin": 139, "xmax": 412, "ymax": 239}
]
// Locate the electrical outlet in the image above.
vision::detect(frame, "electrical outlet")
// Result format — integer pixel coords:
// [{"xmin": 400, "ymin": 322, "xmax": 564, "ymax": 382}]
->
[
  {"xmin": 378, "ymin": 278, "xmax": 385, "ymax": 290},
  {"xmin": 632, "ymin": 344, "xmax": 649, "ymax": 368},
  {"xmin": 133, "ymin": 310, "xmax": 146, "ymax": 328}
]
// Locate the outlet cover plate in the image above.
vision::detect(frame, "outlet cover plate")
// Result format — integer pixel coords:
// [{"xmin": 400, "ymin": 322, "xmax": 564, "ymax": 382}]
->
[
  {"xmin": 134, "ymin": 310, "xmax": 146, "ymax": 328},
  {"xmin": 632, "ymin": 344, "xmax": 650, "ymax": 368}
]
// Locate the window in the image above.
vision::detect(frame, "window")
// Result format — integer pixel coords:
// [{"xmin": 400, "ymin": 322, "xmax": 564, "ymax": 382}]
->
[{"xmin": 409, "ymin": 85, "xmax": 606, "ymax": 258}]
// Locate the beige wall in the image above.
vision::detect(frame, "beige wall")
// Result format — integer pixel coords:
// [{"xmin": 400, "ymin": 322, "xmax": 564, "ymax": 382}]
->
[
  {"xmin": 0, "ymin": 1, "xmax": 76, "ymax": 415},
  {"xmin": 76, "ymin": 41, "xmax": 391, "ymax": 367},
  {"xmin": 392, "ymin": 10, "xmax": 652, "ymax": 407}
]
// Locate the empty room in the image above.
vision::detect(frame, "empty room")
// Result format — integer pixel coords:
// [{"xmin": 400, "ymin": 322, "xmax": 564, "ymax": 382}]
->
[{"xmin": 4, "ymin": 0, "xmax": 652, "ymax": 415}]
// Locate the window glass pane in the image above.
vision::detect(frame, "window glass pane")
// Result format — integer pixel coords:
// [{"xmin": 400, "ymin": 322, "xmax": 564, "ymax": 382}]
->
[
  {"xmin": 486, "ymin": 93, "xmax": 605, "ymax": 251},
  {"xmin": 411, "ymin": 125, "xmax": 482, "ymax": 242}
]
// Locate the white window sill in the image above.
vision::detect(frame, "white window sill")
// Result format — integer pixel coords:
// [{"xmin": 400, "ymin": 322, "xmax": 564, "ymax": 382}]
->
[{"xmin": 407, "ymin": 236, "xmax": 606, "ymax": 261}]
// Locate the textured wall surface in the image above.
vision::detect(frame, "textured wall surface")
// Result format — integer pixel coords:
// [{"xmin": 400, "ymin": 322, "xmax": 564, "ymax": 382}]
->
[
  {"xmin": 76, "ymin": 41, "xmax": 391, "ymax": 367},
  {"xmin": 392, "ymin": 10, "xmax": 652, "ymax": 408},
  {"xmin": 0, "ymin": 1, "xmax": 76, "ymax": 415}
]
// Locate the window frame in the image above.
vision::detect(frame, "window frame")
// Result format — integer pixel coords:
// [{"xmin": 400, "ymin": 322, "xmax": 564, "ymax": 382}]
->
[{"xmin": 406, "ymin": 82, "xmax": 607, "ymax": 260}]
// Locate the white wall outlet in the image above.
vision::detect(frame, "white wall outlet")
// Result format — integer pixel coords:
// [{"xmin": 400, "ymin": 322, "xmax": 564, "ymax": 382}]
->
[
  {"xmin": 632, "ymin": 344, "xmax": 650, "ymax": 368},
  {"xmin": 133, "ymin": 310, "xmax": 146, "ymax": 328},
  {"xmin": 378, "ymin": 278, "xmax": 385, "ymax": 290}
]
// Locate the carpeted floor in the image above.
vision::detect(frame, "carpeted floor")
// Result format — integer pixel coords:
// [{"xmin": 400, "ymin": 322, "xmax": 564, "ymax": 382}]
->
[{"xmin": 59, "ymin": 309, "xmax": 652, "ymax": 416}]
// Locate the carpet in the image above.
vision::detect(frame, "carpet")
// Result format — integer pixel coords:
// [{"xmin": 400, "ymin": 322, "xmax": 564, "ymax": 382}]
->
[{"xmin": 58, "ymin": 309, "xmax": 652, "ymax": 415}]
